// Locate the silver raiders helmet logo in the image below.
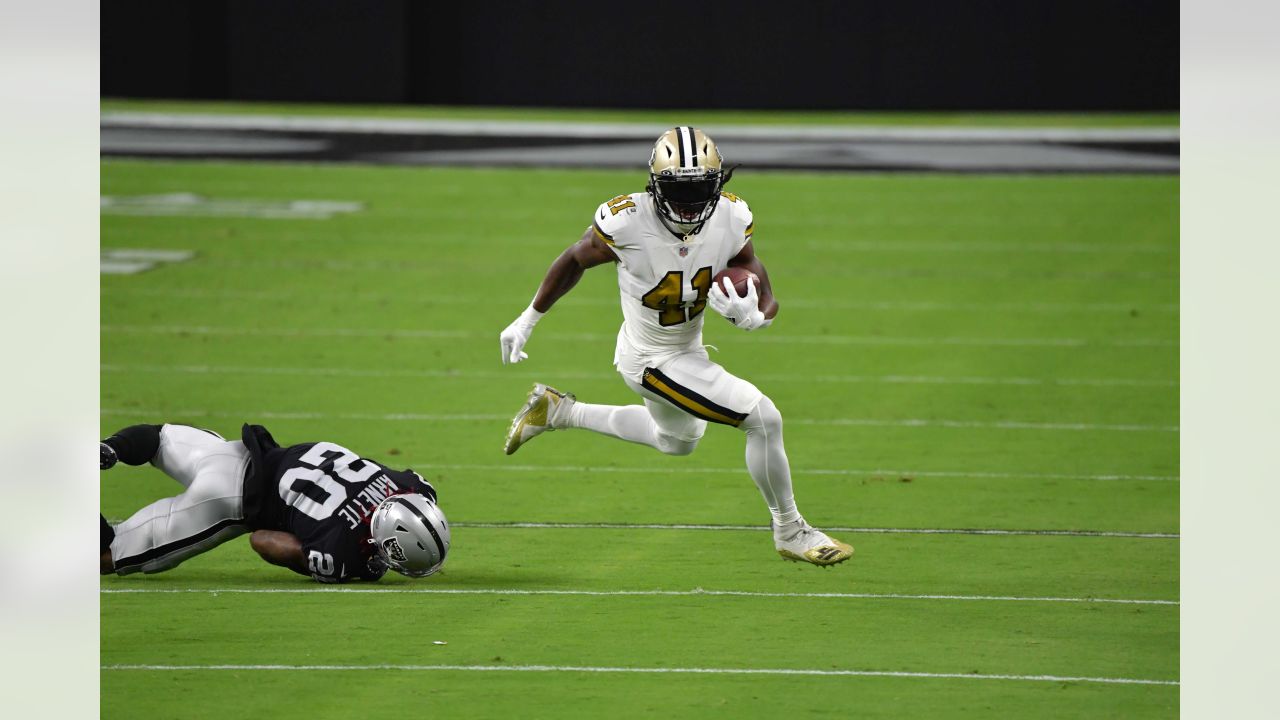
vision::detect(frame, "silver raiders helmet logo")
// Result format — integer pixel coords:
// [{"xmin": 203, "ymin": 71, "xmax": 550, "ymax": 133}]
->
[{"xmin": 382, "ymin": 537, "xmax": 408, "ymax": 562}]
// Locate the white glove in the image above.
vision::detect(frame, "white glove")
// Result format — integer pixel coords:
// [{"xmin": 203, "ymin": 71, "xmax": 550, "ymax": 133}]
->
[
  {"xmin": 499, "ymin": 305, "xmax": 545, "ymax": 364},
  {"xmin": 707, "ymin": 277, "xmax": 771, "ymax": 331}
]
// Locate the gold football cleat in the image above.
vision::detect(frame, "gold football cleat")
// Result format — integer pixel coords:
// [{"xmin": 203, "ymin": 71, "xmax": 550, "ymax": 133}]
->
[
  {"xmin": 774, "ymin": 521, "xmax": 854, "ymax": 567},
  {"xmin": 503, "ymin": 383, "xmax": 574, "ymax": 455}
]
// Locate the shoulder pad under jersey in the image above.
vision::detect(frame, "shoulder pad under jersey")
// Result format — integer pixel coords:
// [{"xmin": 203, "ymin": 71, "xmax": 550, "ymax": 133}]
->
[{"xmin": 590, "ymin": 193, "xmax": 643, "ymax": 248}]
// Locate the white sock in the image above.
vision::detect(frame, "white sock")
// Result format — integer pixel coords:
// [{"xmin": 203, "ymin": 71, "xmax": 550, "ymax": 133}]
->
[
  {"xmin": 742, "ymin": 397, "xmax": 802, "ymax": 527},
  {"xmin": 565, "ymin": 402, "xmax": 662, "ymax": 449}
]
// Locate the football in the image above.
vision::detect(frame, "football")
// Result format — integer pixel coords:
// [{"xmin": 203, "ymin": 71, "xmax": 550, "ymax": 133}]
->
[{"xmin": 713, "ymin": 266, "xmax": 759, "ymax": 298}]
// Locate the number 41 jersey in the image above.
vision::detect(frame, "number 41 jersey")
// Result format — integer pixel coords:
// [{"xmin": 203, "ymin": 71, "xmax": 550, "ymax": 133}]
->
[
  {"xmin": 240, "ymin": 424, "xmax": 438, "ymax": 583},
  {"xmin": 590, "ymin": 191, "xmax": 754, "ymax": 378}
]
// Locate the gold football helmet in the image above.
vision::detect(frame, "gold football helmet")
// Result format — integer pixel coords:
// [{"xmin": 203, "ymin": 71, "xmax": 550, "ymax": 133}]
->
[{"xmin": 647, "ymin": 126, "xmax": 735, "ymax": 236}]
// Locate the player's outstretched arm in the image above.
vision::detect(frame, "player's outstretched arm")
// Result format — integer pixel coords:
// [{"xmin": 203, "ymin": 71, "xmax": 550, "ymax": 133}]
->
[
  {"xmin": 249, "ymin": 530, "xmax": 309, "ymax": 577},
  {"xmin": 499, "ymin": 227, "xmax": 618, "ymax": 364}
]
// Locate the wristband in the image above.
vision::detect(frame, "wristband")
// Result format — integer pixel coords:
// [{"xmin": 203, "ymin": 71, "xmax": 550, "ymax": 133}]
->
[{"xmin": 519, "ymin": 304, "xmax": 546, "ymax": 327}]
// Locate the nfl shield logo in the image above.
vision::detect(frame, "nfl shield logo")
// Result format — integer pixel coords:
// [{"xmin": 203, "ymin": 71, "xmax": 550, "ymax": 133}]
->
[{"xmin": 679, "ymin": 246, "xmax": 689, "ymax": 257}]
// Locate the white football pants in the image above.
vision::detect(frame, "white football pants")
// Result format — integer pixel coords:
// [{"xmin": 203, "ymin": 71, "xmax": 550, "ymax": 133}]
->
[
  {"xmin": 561, "ymin": 348, "xmax": 802, "ymax": 526},
  {"xmin": 109, "ymin": 424, "xmax": 251, "ymax": 575}
]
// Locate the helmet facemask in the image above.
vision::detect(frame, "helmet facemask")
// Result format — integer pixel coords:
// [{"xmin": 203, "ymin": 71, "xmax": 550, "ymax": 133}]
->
[
  {"xmin": 646, "ymin": 127, "xmax": 733, "ymax": 238},
  {"xmin": 649, "ymin": 172, "xmax": 724, "ymax": 235}
]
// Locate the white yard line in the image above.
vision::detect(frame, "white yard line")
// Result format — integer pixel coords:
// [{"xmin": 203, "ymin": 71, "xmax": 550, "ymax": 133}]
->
[
  {"xmin": 451, "ymin": 522, "xmax": 1178, "ymax": 539},
  {"xmin": 96, "ymin": 518, "xmax": 1177, "ymax": 540},
  {"xmin": 418, "ymin": 463, "xmax": 1177, "ymax": 482},
  {"xmin": 100, "ymin": 363, "xmax": 1177, "ymax": 388},
  {"xmin": 99, "ymin": 662, "xmax": 1178, "ymax": 686},
  {"xmin": 97, "ymin": 407, "xmax": 1177, "ymax": 433},
  {"xmin": 102, "ymin": 287, "xmax": 1181, "ymax": 314},
  {"xmin": 101, "ymin": 323, "xmax": 1176, "ymax": 349},
  {"xmin": 99, "ymin": 587, "xmax": 1177, "ymax": 606},
  {"xmin": 804, "ymin": 239, "xmax": 1174, "ymax": 254}
]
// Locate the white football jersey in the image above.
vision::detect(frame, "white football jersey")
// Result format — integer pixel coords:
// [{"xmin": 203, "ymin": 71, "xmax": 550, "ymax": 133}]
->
[{"xmin": 590, "ymin": 191, "xmax": 755, "ymax": 377}]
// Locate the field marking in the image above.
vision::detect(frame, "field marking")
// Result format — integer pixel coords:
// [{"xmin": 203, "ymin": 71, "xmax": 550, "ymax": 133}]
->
[
  {"xmin": 98, "ymin": 408, "xmax": 1177, "ymax": 433},
  {"xmin": 101, "ymin": 249, "xmax": 196, "ymax": 276},
  {"xmin": 102, "ymin": 287, "xmax": 1181, "ymax": 315},
  {"xmin": 804, "ymin": 239, "xmax": 1174, "ymax": 255},
  {"xmin": 101, "ymin": 323, "xmax": 1177, "ymax": 349},
  {"xmin": 91, "ymin": 452, "xmax": 1176, "ymax": 483},
  {"xmin": 101, "ymin": 362, "xmax": 1178, "ymax": 389},
  {"xmin": 99, "ymin": 662, "xmax": 1178, "ymax": 686},
  {"xmin": 101, "ymin": 193, "xmax": 363, "ymax": 219},
  {"xmin": 416, "ymin": 463, "xmax": 1177, "ymax": 482},
  {"xmin": 176, "ymin": 257, "xmax": 1183, "ymax": 282},
  {"xmin": 451, "ymin": 522, "xmax": 1178, "ymax": 539},
  {"xmin": 95, "ymin": 516, "xmax": 1179, "ymax": 540},
  {"xmin": 99, "ymin": 587, "xmax": 1178, "ymax": 606}
]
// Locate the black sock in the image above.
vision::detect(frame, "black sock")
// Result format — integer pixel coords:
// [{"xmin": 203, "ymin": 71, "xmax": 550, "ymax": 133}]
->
[
  {"xmin": 102, "ymin": 424, "xmax": 163, "ymax": 466},
  {"xmin": 100, "ymin": 514, "xmax": 115, "ymax": 554}
]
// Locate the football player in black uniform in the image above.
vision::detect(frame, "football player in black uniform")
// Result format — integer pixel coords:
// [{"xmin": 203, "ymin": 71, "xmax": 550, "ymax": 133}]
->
[{"xmin": 99, "ymin": 422, "xmax": 450, "ymax": 583}]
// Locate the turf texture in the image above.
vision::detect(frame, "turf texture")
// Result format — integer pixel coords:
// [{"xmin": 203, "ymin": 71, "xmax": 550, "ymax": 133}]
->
[{"xmin": 101, "ymin": 158, "xmax": 1178, "ymax": 718}]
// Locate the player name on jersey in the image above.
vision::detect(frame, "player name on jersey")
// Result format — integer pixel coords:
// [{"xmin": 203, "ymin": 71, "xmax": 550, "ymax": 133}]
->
[{"xmin": 335, "ymin": 474, "xmax": 404, "ymax": 530}]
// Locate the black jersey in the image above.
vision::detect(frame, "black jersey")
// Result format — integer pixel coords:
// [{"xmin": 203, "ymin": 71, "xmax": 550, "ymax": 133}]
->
[{"xmin": 240, "ymin": 424, "xmax": 437, "ymax": 583}]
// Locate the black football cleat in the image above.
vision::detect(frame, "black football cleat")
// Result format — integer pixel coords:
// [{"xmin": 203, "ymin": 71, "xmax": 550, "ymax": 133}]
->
[{"xmin": 100, "ymin": 442, "xmax": 118, "ymax": 470}]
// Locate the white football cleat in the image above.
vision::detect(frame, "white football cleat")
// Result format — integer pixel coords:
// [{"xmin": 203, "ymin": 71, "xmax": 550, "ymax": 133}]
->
[
  {"xmin": 503, "ymin": 383, "xmax": 575, "ymax": 455},
  {"xmin": 774, "ymin": 520, "xmax": 854, "ymax": 567}
]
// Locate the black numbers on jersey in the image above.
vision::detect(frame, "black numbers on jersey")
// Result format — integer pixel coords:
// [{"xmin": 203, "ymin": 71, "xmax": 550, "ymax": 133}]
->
[
  {"xmin": 641, "ymin": 266, "xmax": 713, "ymax": 326},
  {"xmin": 278, "ymin": 442, "xmax": 379, "ymax": 522},
  {"xmin": 606, "ymin": 194, "xmax": 636, "ymax": 215}
]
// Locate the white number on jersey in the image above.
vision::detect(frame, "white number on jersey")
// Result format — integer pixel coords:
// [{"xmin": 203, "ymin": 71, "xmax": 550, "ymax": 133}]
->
[
  {"xmin": 277, "ymin": 442, "xmax": 379, "ymax": 521},
  {"xmin": 307, "ymin": 550, "xmax": 336, "ymax": 576}
]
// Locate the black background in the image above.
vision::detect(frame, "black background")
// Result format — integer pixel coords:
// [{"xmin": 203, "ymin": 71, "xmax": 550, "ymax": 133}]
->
[{"xmin": 102, "ymin": 0, "xmax": 1177, "ymax": 111}]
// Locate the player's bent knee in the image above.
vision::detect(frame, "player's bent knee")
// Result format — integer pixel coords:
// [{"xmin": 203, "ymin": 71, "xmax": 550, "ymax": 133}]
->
[
  {"xmin": 657, "ymin": 434, "xmax": 699, "ymax": 456},
  {"xmin": 742, "ymin": 396, "xmax": 784, "ymax": 435}
]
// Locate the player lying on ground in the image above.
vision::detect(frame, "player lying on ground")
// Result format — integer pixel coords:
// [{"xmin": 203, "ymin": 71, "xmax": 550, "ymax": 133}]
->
[
  {"xmin": 99, "ymin": 422, "xmax": 450, "ymax": 583},
  {"xmin": 499, "ymin": 126, "xmax": 852, "ymax": 567}
]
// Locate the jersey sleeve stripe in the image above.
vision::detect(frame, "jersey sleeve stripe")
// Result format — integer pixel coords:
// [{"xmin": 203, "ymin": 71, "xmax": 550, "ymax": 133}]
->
[
  {"xmin": 591, "ymin": 221, "xmax": 615, "ymax": 245},
  {"xmin": 641, "ymin": 367, "xmax": 749, "ymax": 427}
]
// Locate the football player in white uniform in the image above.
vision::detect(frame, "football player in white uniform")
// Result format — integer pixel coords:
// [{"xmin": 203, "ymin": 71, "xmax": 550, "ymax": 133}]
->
[{"xmin": 498, "ymin": 127, "xmax": 852, "ymax": 566}]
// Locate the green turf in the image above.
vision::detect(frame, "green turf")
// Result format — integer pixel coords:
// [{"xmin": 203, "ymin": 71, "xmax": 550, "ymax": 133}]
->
[
  {"xmin": 100, "ymin": 158, "xmax": 1178, "ymax": 717},
  {"xmin": 100, "ymin": 98, "xmax": 1179, "ymax": 128}
]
